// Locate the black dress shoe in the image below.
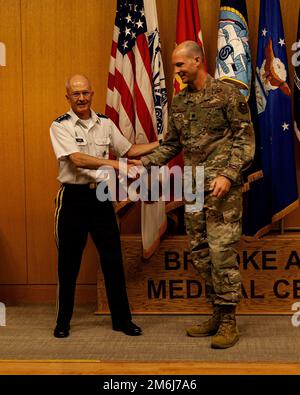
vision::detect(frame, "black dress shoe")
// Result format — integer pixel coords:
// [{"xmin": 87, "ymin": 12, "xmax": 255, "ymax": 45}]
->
[
  {"xmin": 54, "ymin": 324, "xmax": 70, "ymax": 338},
  {"xmin": 113, "ymin": 321, "xmax": 142, "ymax": 336}
]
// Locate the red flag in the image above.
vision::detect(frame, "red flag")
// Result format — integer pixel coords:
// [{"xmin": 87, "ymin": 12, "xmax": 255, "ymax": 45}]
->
[
  {"xmin": 174, "ymin": 0, "xmax": 206, "ymax": 94},
  {"xmin": 106, "ymin": 0, "xmax": 168, "ymax": 258}
]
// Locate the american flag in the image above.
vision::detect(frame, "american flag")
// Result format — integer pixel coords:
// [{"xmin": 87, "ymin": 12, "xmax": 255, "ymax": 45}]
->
[{"xmin": 106, "ymin": 0, "xmax": 168, "ymax": 258}]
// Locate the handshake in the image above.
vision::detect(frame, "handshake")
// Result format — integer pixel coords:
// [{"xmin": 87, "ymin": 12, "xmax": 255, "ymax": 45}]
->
[{"xmin": 126, "ymin": 159, "xmax": 144, "ymax": 179}]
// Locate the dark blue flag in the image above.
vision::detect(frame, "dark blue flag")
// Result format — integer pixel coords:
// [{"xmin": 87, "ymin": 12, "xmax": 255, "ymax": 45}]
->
[{"xmin": 244, "ymin": 0, "xmax": 298, "ymax": 236}]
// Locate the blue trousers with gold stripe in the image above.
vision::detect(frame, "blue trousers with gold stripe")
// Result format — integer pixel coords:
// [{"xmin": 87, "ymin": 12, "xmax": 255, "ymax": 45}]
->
[{"xmin": 54, "ymin": 184, "xmax": 131, "ymax": 327}]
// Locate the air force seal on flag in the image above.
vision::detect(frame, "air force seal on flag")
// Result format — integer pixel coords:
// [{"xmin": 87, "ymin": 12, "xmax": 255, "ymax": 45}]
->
[
  {"xmin": 215, "ymin": 4, "xmax": 252, "ymax": 98},
  {"xmin": 256, "ymin": 38, "xmax": 291, "ymax": 114},
  {"xmin": 256, "ymin": 38, "xmax": 291, "ymax": 115}
]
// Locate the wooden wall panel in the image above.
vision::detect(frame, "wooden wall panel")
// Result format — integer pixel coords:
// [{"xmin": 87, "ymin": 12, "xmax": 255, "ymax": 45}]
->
[
  {"xmin": 0, "ymin": 0, "xmax": 27, "ymax": 284},
  {"xmin": 21, "ymin": 0, "xmax": 115, "ymax": 284}
]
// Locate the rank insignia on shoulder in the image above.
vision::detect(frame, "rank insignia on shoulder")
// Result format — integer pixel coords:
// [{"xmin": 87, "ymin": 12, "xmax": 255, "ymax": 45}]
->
[
  {"xmin": 54, "ymin": 113, "xmax": 71, "ymax": 123},
  {"xmin": 96, "ymin": 112, "xmax": 108, "ymax": 119},
  {"xmin": 189, "ymin": 112, "xmax": 197, "ymax": 121},
  {"xmin": 238, "ymin": 102, "xmax": 248, "ymax": 114}
]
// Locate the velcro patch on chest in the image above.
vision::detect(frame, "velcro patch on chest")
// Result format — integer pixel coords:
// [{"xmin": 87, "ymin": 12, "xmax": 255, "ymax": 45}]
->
[{"xmin": 189, "ymin": 112, "xmax": 197, "ymax": 121}]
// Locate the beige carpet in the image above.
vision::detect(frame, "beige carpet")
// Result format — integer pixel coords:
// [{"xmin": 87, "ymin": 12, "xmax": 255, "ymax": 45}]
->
[{"xmin": 0, "ymin": 305, "xmax": 299, "ymax": 362}]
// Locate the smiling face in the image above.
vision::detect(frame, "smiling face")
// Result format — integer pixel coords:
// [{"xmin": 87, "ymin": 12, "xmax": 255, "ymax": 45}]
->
[
  {"xmin": 172, "ymin": 48, "xmax": 201, "ymax": 87},
  {"xmin": 65, "ymin": 75, "xmax": 94, "ymax": 119}
]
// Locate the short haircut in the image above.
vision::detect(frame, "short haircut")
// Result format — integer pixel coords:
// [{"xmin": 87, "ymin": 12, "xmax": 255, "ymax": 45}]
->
[{"xmin": 183, "ymin": 41, "xmax": 205, "ymax": 62}]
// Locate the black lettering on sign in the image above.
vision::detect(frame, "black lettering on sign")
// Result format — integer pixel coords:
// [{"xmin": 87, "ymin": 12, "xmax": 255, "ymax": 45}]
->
[
  {"xmin": 169, "ymin": 280, "xmax": 184, "ymax": 299},
  {"xmin": 293, "ymin": 280, "xmax": 300, "ymax": 298},
  {"xmin": 148, "ymin": 280, "xmax": 203, "ymax": 300},
  {"xmin": 241, "ymin": 281, "xmax": 264, "ymax": 299},
  {"xmin": 184, "ymin": 251, "xmax": 193, "ymax": 270},
  {"xmin": 250, "ymin": 280, "xmax": 265, "ymax": 299},
  {"xmin": 285, "ymin": 251, "xmax": 300, "ymax": 270},
  {"xmin": 242, "ymin": 251, "xmax": 260, "ymax": 270},
  {"xmin": 241, "ymin": 283, "xmax": 248, "ymax": 299},
  {"xmin": 273, "ymin": 279, "xmax": 290, "ymax": 299},
  {"xmin": 148, "ymin": 280, "xmax": 166, "ymax": 299},
  {"xmin": 187, "ymin": 280, "xmax": 202, "ymax": 298},
  {"xmin": 262, "ymin": 251, "xmax": 277, "ymax": 270},
  {"xmin": 165, "ymin": 252, "xmax": 180, "ymax": 270}
]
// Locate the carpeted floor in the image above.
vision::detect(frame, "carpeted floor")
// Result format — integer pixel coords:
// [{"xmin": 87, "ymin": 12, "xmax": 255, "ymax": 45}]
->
[{"xmin": 0, "ymin": 305, "xmax": 299, "ymax": 362}]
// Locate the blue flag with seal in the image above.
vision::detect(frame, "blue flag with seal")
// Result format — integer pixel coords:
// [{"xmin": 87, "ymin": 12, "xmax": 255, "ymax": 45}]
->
[
  {"xmin": 215, "ymin": 0, "xmax": 252, "ymax": 98},
  {"xmin": 243, "ymin": 0, "xmax": 298, "ymax": 236}
]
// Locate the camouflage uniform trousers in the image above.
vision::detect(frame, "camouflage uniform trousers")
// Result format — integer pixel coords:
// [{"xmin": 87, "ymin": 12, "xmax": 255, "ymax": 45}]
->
[{"xmin": 184, "ymin": 185, "xmax": 243, "ymax": 306}]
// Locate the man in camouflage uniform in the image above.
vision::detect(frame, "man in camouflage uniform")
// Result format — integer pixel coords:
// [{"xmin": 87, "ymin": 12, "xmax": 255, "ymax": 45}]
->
[{"xmin": 131, "ymin": 41, "xmax": 255, "ymax": 349}]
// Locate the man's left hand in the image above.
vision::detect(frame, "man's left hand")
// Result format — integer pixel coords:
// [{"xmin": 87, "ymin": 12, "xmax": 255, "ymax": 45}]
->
[{"xmin": 210, "ymin": 176, "xmax": 232, "ymax": 198}]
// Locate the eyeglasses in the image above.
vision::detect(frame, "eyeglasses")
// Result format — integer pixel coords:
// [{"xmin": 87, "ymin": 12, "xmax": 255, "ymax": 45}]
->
[{"xmin": 70, "ymin": 91, "xmax": 92, "ymax": 99}]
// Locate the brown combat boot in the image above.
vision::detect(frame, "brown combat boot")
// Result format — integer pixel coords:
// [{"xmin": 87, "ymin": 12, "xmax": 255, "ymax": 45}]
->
[
  {"xmin": 186, "ymin": 305, "xmax": 221, "ymax": 337},
  {"xmin": 211, "ymin": 306, "xmax": 239, "ymax": 349}
]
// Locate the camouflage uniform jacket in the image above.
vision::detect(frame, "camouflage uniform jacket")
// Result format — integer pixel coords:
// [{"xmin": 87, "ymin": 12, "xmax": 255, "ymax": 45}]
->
[{"xmin": 141, "ymin": 74, "xmax": 255, "ymax": 190}]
